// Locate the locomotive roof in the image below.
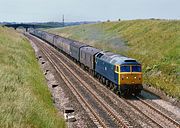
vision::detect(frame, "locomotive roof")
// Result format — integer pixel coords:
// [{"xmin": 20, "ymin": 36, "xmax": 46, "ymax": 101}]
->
[{"xmin": 98, "ymin": 51, "xmax": 140, "ymax": 65}]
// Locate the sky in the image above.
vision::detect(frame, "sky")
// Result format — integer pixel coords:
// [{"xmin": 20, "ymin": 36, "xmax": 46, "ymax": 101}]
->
[{"xmin": 0, "ymin": 0, "xmax": 179, "ymax": 22}]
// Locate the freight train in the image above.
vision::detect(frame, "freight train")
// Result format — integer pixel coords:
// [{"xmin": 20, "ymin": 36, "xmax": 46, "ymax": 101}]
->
[{"xmin": 28, "ymin": 28, "xmax": 143, "ymax": 96}]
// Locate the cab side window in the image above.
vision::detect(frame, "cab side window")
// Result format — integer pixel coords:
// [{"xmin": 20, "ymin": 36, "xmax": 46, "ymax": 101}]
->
[
  {"xmin": 116, "ymin": 66, "xmax": 119, "ymax": 72},
  {"xmin": 115, "ymin": 65, "xmax": 119, "ymax": 72}
]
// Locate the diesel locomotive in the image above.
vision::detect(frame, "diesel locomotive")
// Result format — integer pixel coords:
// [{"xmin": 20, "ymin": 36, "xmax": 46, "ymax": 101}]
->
[{"xmin": 28, "ymin": 28, "xmax": 143, "ymax": 95}]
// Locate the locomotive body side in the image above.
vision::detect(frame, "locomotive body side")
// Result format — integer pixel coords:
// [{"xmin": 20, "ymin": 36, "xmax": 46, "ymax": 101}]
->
[{"xmin": 95, "ymin": 52, "xmax": 119, "ymax": 85}]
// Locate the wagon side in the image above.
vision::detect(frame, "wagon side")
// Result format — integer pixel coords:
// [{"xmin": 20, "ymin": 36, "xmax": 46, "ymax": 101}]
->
[
  {"xmin": 80, "ymin": 46, "xmax": 101, "ymax": 70},
  {"xmin": 70, "ymin": 41, "xmax": 88, "ymax": 61}
]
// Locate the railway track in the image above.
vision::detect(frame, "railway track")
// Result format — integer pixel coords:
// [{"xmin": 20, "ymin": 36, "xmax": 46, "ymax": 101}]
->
[
  {"xmin": 127, "ymin": 96, "xmax": 180, "ymax": 128},
  {"xmin": 26, "ymin": 33, "xmax": 180, "ymax": 128},
  {"xmin": 27, "ymin": 33, "xmax": 132, "ymax": 128}
]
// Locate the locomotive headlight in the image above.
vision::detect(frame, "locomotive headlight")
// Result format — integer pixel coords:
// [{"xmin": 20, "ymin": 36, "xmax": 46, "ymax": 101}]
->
[
  {"xmin": 134, "ymin": 76, "xmax": 137, "ymax": 79},
  {"xmin": 126, "ymin": 76, "xmax": 129, "ymax": 79},
  {"xmin": 121, "ymin": 75, "xmax": 124, "ymax": 80}
]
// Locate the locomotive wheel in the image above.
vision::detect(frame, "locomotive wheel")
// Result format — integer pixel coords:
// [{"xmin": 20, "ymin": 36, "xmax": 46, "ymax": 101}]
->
[
  {"xmin": 100, "ymin": 76, "xmax": 103, "ymax": 83},
  {"xmin": 105, "ymin": 80, "xmax": 109, "ymax": 87},
  {"xmin": 109, "ymin": 82, "xmax": 114, "ymax": 90},
  {"xmin": 117, "ymin": 91, "xmax": 121, "ymax": 97},
  {"xmin": 102, "ymin": 77, "xmax": 106, "ymax": 84}
]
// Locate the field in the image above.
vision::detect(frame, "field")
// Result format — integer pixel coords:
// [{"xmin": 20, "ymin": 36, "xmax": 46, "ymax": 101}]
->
[
  {"xmin": 48, "ymin": 20, "xmax": 180, "ymax": 99},
  {"xmin": 0, "ymin": 27, "xmax": 66, "ymax": 128}
]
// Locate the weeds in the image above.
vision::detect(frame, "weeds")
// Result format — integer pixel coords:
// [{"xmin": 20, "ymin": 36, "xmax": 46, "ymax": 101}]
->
[{"xmin": 0, "ymin": 27, "xmax": 66, "ymax": 128}]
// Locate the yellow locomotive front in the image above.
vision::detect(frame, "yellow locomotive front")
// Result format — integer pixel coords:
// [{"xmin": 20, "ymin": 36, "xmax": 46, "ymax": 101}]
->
[{"xmin": 119, "ymin": 65, "xmax": 143, "ymax": 95}]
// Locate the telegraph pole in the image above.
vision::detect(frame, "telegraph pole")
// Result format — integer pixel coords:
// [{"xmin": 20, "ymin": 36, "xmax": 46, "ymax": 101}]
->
[{"xmin": 62, "ymin": 14, "xmax": 64, "ymax": 27}]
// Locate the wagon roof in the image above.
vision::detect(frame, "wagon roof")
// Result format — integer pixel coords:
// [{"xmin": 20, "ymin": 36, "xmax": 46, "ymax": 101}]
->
[
  {"xmin": 43, "ymin": 31, "xmax": 56, "ymax": 36},
  {"xmin": 99, "ymin": 52, "xmax": 140, "ymax": 65},
  {"xmin": 71, "ymin": 41, "xmax": 88, "ymax": 48},
  {"xmin": 63, "ymin": 38, "xmax": 74, "ymax": 44},
  {"xmin": 81, "ymin": 46, "xmax": 101, "ymax": 55}
]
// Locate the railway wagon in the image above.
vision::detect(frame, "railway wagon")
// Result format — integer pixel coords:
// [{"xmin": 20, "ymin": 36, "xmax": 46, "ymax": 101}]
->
[
  {"xmin": 61, "ymin": 38, "xmax": 73, "ymax": 55},
  {"xmin": 29, "ymin": 29, "xmax": 43, "ymax": 39},
  {"xmin": 30, "ymin": 29, "xmax": 44, "ymax": 40},
  {"xmin": 80, "ymin": 46, "xmax": 101, "ymax": 75},
  {"xmin": 95, "ymin": 51, "xmax": 143, "ymax": 95},
  {"xmin": 28, "ymin": 28, "xmax": 35, "ymax": 35},
  {"xmin": 41, "ymin": 31, "xmax": 47, "ymax": 40},
  {"xmin": 70, "ymin": 41, "xmax": 88, "ymax": 62},
  {"xmin": 53, "ymin": 35, "xmax": 75, "ymax": 56},
  {"xmin": 34, "ymin": 30, "xmax": 42, "ymax": 38},
  {"xmin": 43, "ymin": 32, "xmax": 55, "ymax": 45},
  {"xmin": 53, "ymin": 35, "xmax": 64, "ymax": 50}
]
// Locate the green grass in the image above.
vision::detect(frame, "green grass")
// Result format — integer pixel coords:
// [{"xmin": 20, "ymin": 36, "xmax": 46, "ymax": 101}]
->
[
  {"xmin": 0, "ymin": 27, "xmax": 66, "ymax": 128},
  {"xmin": 48, "ymin": 20, "xmax": 180, "ymax": 99}
]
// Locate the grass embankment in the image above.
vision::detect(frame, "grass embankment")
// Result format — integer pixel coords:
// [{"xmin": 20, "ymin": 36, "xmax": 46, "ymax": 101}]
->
[
  {"xmin": 0, "ymin": 27, "xmax": 66, "ymax": 128},
  {"xmin": 48, "ymin": 20, "xmax": 180, "ymax": 99}
]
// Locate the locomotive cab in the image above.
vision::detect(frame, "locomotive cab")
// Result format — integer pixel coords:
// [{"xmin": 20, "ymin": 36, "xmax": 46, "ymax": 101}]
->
[{"xmin": 117, "ymin": 64, "xmax": 143, "ymax": 95}]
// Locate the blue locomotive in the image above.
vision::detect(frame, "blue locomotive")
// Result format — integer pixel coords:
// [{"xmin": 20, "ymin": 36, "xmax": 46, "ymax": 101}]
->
[
  {"xmin": 28, "ymin": 28, "xmax": 143, "ymax": 95},
  {"xmin": 95, "ymin": 51, "xmax": 142, "ymax": 95}
]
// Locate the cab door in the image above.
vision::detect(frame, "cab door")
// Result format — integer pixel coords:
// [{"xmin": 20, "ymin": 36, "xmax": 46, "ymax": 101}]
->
[{"xmin": 114, "ymin": 65, "xmax": 120, "ymax": 85}]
